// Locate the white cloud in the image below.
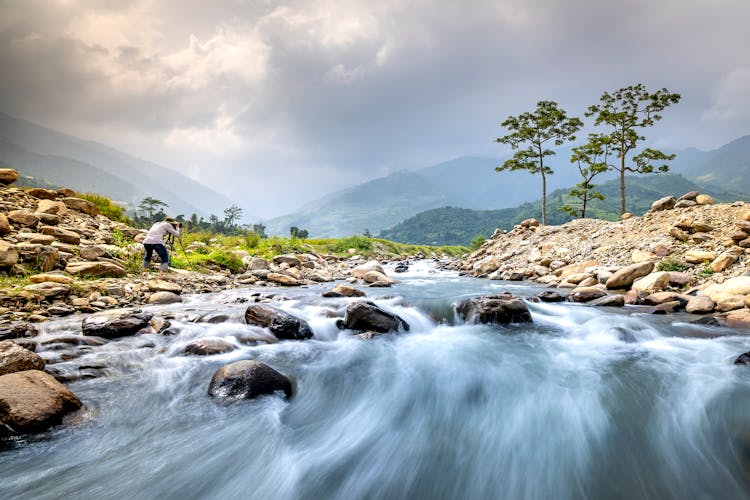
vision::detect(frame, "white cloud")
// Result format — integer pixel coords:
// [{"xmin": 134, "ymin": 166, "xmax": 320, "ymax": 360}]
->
[{"xmin": 703, "ymin": 68, "xmax": 750, "ymax": 122}]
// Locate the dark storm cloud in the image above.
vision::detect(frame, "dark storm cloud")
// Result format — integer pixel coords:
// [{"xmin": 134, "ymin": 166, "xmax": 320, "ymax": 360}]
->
[{"xmin": 1, "ymin": 0, "xmax": 749, "ymax": 216}]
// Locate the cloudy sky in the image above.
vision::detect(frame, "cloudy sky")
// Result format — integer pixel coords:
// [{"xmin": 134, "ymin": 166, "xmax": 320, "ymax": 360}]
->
[{"xmin": 1, "ymin": 0, "xmax": 749, "ymax": 218}]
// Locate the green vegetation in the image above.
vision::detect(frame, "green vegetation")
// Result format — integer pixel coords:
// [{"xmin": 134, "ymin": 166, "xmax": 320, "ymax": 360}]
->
[
  {"xmin": 379, "ymin": 173, "xmax": 750, "ymax": 246},
  {"xmin": 698, "ymin": 263, "xmax": 715, "ymax": 277},
  {"xmin": 496, "ymin": 101, "xmax": 583, "ymax": 225},
  {"xmin": 164, "ymin": 231, "xmax": 467, "ymax": 273},
  {"xmin": 657, "ymin": 258, "xmax": 688, "ymax": 272},
  {"xmin": 78, "ymin": 193, "xmax": 131, "ymax": 223},
  {"xmin": 560, "ymin": 134, "xmax": 611, "ymax": 218},
  {"xmin": 470, "ymin": 234, "xmax": 487, "ymax": 250},
  {"xmin": 586, "ymin": 83, "xmax": 681, "ymax": 215}
]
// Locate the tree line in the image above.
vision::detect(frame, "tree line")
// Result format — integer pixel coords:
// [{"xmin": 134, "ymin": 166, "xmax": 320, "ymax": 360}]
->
[
  {"xmin": 495, "ymin": 83, "xmax": 681, "ymax": 224},
  {"xmin": 132, "ymin": 198, "xmax": 310, "ymax": 239}
]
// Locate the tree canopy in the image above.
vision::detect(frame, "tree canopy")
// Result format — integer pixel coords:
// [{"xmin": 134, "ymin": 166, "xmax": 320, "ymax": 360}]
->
[{"xmin": 496, "ymin": 100, "xmax": 583, "ymax": 225}]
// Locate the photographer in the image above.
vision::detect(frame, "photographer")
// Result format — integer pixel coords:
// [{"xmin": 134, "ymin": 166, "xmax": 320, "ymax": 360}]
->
[{"xmin": 142, "ymin": 217, "xmax": 181, "ymax": 275}]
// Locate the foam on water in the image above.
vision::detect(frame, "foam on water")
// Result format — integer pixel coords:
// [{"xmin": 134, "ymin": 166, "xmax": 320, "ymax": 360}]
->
[{"xmin": 3, "ymin": 261, "xmax": 750, "ymax": 500}]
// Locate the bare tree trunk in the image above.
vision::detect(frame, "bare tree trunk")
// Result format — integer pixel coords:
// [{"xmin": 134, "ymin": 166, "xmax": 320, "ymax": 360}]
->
[
  {"xmin": 620, "ymin": 153, "xmax": 626, "ymax": 215},
  {"xmin": 541, "ymin": 170, "xmax": 547, "ymax": 225}
]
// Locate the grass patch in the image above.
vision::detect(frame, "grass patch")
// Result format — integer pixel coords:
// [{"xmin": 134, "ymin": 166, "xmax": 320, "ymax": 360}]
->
[
  {"xmin": 78, "ymin": 193, "xmax": 131, "ymax": 223},
  {"xmin": 657, "ymin": 258, "xmax": 688, "ymax": 272}
]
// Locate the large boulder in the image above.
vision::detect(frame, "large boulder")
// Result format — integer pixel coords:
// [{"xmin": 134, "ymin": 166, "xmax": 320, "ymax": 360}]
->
[
  {"xmin": 40, "ymin": 226, "xmax": 81, "ymax": 245},
  {"xmin": 185, "ymin": 338, "xmax": 235, "ymax": 356},
  {"xmin": 66, "ymin": 261, "xmax": 126, "ymax": 278},
  {"xmin": 704, "ymin": 277, "xmax": 750, "ymax": 303},
  {"xmin": 244, "ymin": 304, "xmax": 313, "ymax": 340},
  {"xmin": 338, "ymin": 301, "xmax": 411, "ymax": 332},
  {"xmin": 710, "ymin": 250, "xmax": 740, "ymax": 273},
  {"xmin": 0, "ymin": 168, "xmax": 19, "ymax": 185},
  {"xmin": 350, "ymin": 260, "xmax": 386, "ymax": 279},
  {"xmin": 631, "ymin": 272, "xmax": 670, "ymax": 293},
  {"xmin": 726, "ymin": 310, "xmax": 750, "ymax": 329},
  {"xmin": 363, "ymin": 270, "xmax": 397, "ymax": 286},
  {"xmin": 651, "ymin": 196, "xmax": 676, "ymax": 211},
  {"xmin": 322, "ymin": 283, "xmax": 366, "ymax": 298},
  {"xmin": 568, "ymin": 286, "xmax": 608, "ymax": 303},
  {"xmin": 686, "ymin": 295, "xmax": 715, "ymax": 314},
  {"xmin": 266, "ymin": 272, "xmax": 301, "ymax": 286},
  {"xmin": 82, "ymin": 309, "xmax": 153, "ymax": 338},
  {"xmin": 26, "ymin": 188, "xmax": 59, "ymax": 200},
  {"xmin": 147, "ymin": 291, "xmax": 182, "ymax": 304},
  {"xmin": 61, "ymin": 197, "xmax": 99, "ymax": 216},
  {"xmin": 684, "ymin": 250, "xmax": 717, "ymax": 265},
  {"xmin": 0, "ymin": 213, "xmax": 10, "ymax": 235},
  {"xmin": 0, "ymin": 240, "xmax": 19, "ymax": 266},
  {"xmin": 0, "ymin": 370, "xmax": 82, "ymax": 434},
  {"xmin": 0, "ymin": 340, "xmax": 45, "ymax": 375},
  {"xmin": 208, "ymin": 360, "xmax": 292, "ymax": 401},
  {"xmin": 23, "ymin": 282, "xmax": 71, "ymax": 299},
  {"xmin": 0, "ymin": 322, "xmax": 38, "ymax": 341},
  {"xmin": 455, "ymin": 295, "xmax": 532, "ymax": 324},
  {"xmin": 36, "ymin": 199, "xmax": 68, "ymax": 216},
  {"xmin": 7, "ymin": 210, "xmax": 39, "ymax": 227},
  {"xmin": 273, "ymin": 254, "xmax": 301, "ymax": 267},
  {"xmin": 605, "ymin": 262, "xmax": 655, "ymax": 289}
]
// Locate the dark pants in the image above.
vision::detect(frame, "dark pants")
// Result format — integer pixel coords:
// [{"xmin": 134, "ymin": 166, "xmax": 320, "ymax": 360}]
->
[{"xmin": 143, "ymin": 243, "xmax": 170, "ymax": 271}]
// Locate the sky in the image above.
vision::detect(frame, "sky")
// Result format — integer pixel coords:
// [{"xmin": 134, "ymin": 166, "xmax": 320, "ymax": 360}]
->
[{"xmin": 1, "ymin": 0, "xmax": 749, "ymax": 218}]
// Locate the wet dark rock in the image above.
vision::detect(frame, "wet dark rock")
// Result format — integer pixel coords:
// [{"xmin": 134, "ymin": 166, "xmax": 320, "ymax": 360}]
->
[
  {"xmin": 537, "ymin": 290, "xmax": 566, "ymax": 302},
  {"xmin": 394, "ymin": 263, "xmax": 409, "ymax": 273},
  {"xmin": 184, "ymin": 338, "xmax": 235, "ymax": 356},
  {"xmin": 194, "ymin": 313, "xmax": 232, "ymax": 324},
  {"xmin": 81, "ymin": 309, "xmax": 153, "ymax": 338},
  {"xmin": 614, "ymin": 328, "xmax": 638, "ymax": 343},
  {"xmin": 208, "ymin": 360, "xmax": 292, "ymax": 401},
  {"xmin": 734, "ymin": 352, "xmax": 750, "ymax": 365},
  {"xmin": 337, "ymin": 301, "xmax": 410, "ymax": 333},
  {"xmin": 0, "ymin": 322, "xmax": 39, "ymax": 341},
  {"xmin": 455, "ymin": 295, "xmax": 532, "ymax": 325},
  {"xmin": 244, "ymin": 304, "xmax": 313, "ymax": 340},
  {"xmin": 691, "ymin": 316, "xmax": 720, "ymax": 327},
  {"xmin": 0, "ymin": 370, "xmax": 82, "ymax": 434}
]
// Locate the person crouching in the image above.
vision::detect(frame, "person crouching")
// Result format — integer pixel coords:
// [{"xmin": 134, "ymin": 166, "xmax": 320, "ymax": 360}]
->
[{"xmin": 143, "ymin": 217, "xmax": 181, "ymax": 274}]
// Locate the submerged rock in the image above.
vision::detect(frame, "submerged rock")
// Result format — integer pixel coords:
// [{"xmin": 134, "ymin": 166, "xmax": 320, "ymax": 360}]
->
[
  {"xmin": 244, "ymin": 304, "xmax": 313, "ymax": 340},
  {"xmin": 208, "ymin": 360, "xmax": 292, "ymax": 401},
  {"xmin": 337, "ymin": 301, "xmax": 410, "ymax": 333},
  {"xmin": 455, "ymin": 295, "xmax": 532, "ymax": 324},
  {"xmin": 0, "ymin": 370, "xmax": 82, "ymax": 434}
]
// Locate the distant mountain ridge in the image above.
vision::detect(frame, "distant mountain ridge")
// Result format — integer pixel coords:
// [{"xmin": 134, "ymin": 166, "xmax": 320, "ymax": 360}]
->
[
  {"xmin": 267, "ymin": 133, "xmax": 750, "ymax": 238},
  {"xmin": 379, "ymin": 173, "xmax": 750, "ymax": 246},
  {"xmin": 0, "ymin": 112, "xmax": 234, "ymax": 217},
  {"xmin": 265, "ymin": 156, "xmax": 585, "ymax": 236}
]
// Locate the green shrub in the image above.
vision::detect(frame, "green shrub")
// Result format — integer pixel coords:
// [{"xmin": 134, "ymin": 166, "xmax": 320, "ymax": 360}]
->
[
  {"xmin": 331, "ymin": 235, "xmax": 372, "ymax": 253},
  {"xmin": 78, "ymin": 193, "xmax": 130, "ymax": 223},
  {"xmin": 470, "ymin": 233, "xmax": 487, "ymax": 251},
  {"xmin": 206, "ymin": 250, "xmax": 244, "ymax": 273},
  {"xmin": 657, "ymin": 258, "xmax": 687, "ymax": 272}
]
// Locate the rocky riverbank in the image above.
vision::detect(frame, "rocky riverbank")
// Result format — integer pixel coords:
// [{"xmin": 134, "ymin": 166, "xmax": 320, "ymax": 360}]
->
[{"xmin": 460, "ymin": 191, "xmax": 750, "ymax": 327}]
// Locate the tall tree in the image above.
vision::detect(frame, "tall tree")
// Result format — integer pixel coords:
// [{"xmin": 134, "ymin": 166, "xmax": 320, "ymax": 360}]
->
[
  {"xmin": 586, "ymin": 83, "xmax": 681, "ymax": 215},
  {"xmin": 223, "ymin": 205, "xmax": 243, "ymax": 229},
  {"xmin": 496, "ymin": 101, "xmax": 582, "ymax": 224},
  {"xmin": 138, "ymin": 197, "xmax": 168, "ymax": 220},
  {"xmin": 560, "ymin": 134, "xmax": 612, "ymax": 218}
]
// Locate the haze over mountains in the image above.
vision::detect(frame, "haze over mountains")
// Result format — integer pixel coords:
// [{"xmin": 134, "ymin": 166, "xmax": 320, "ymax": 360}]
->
[
  {"xmin": 0, "ymin": 113, "xmax": 234, "ymax": 218},
  {"xmin": 266, "ymin": 134, "xmax": 750, "ymax": 238}
]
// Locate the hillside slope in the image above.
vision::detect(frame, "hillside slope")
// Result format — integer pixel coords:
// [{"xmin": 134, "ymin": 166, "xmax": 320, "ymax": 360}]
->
[
  {"xmin": 380, "ymin": 174, "xmax": 749, "ymax": 246},
  {"xmin": 0, "ymin": 113, "xmax": 234, "ymax": 217}
]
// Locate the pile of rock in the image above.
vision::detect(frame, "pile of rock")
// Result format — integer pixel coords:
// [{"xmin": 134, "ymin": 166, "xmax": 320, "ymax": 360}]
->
[{"xmin": 462, "ymin": 192, "xmax": 750, "ymax": 324}]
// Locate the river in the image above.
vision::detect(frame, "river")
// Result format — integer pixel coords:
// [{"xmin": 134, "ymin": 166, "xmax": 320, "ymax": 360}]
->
[{"xmin": 2, "ymin": 261, "xmax": 750, "ymax": 499}]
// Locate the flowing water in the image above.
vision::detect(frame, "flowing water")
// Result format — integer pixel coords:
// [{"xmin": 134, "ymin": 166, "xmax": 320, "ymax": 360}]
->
[{"xmin": 3, "ymin": 262, "xmax": 750, "ymax": 500}]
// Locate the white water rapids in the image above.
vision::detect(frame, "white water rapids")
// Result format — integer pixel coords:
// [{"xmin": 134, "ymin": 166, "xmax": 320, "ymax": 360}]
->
[{"xmin": 2, "ymin": 262, "xmax": 750, "ymax": 499}]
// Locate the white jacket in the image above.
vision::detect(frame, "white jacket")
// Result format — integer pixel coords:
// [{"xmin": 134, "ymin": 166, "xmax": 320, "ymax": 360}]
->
[{"xmin": 143, "ymin": 221, "xmax": 180, "ymax": 245}]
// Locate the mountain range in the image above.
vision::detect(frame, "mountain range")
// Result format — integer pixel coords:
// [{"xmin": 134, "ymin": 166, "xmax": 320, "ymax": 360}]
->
[
  {"xmin": 265, "ymin": 134, "xmax": 750, "ymax": 238},
  {"xmin": 0, "ymin": 113, "xmax": 234, "ymax": 218}
]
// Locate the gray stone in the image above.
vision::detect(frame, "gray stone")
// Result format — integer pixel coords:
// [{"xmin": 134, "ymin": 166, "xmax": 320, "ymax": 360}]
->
[{"xmin": 208, "ymin": 360, "xmax": 292, "ymax": 401}]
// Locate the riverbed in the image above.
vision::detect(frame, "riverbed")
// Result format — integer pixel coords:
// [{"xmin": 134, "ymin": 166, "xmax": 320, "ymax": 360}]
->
[{"xmin": 3, "ymin": 262, "xmax": 750, "ymax": 499}]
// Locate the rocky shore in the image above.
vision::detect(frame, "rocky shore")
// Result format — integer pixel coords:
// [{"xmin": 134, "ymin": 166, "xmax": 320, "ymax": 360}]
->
[{"xmin": 459, "ymin": 191, "xmax": 750, "ymax": 328}]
